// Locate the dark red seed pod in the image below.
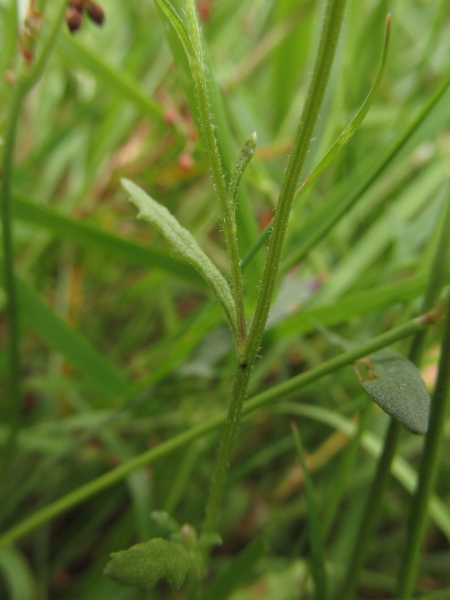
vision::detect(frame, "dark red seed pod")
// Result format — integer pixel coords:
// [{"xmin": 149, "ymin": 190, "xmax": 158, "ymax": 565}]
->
[
  {"xmin": 66, "ymin": 6, "xmax": 83, "ymax": 33},
  {"xmin": 69, "ymin": 0, "xmax": 85, "ymax": 11},
  {"xmin": 86, "ymin": 2, "xmax": 105, "ymax": 26}
]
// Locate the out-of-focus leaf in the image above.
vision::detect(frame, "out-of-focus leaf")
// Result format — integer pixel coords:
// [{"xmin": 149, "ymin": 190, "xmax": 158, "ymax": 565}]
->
[
  {"xmin": 0, "ymin": 548, "xmax": 37, "ymax": 600},
  {"xmin": 12, "ymin": 193, "xmax": 204, "ymax": 286},
  {"xmin": 104, "ymin": 538, "xmax": 195, "ymax": 592},
  {"xmin": 0, "ymin": 257, "xmax": 132, "ymax": 399},
  {"xmin": 354, "ymin": 349, "xmax": 431, "ymax": 434}
]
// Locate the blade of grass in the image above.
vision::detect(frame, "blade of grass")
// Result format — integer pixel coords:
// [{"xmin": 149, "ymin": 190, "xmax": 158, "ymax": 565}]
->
[
  {"xmin": 198, "ymin": 536, "xmax": 266, "ymax": 600},
  {"xmin": 339, "ymin": 189, "xmax": 450, "ymax": 600},
  {"xmin": 396, "ymin": 190, "xmax": 450, "ymax": 598},
  {"xmin": 0, "ymin": 258, "xmax": 134, "ymax": 399},
  {"xmin": 56, "ymin": 33, "xmax": 164, "ymax": 121},
  {"xmin": 0, "ymin": 0, "xmax": 67, "ymax": 477},
  {"xmin": 12, "ymin": 193, "xmax": 205, "ymax": 286},
  {"xmin": 272, "ymin": 271, "xmax": 445, "ymax": 340},
  {"xmin": 291, "ymin": 424, "xmax": 329, "ymax": 600},
  {"xmin": 297, "ymin": 13, "xmax": 391, "ymax": 197},
  {"xmin": 281, "ymin": 67, "xmax": 450, "ymax": 273}
]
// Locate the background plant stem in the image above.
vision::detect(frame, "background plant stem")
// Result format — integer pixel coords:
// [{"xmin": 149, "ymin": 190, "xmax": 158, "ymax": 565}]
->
[
  {"xmin": 396, "ymin": 191, "xmax": 450, "ymax": 598},
  {"xmin": 339, "ymin": 191, "xmax": 450, "ymax": 600}
]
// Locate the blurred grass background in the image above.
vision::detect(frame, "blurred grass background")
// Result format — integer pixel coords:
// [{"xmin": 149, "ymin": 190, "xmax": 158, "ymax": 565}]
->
[{"xmin": 1, "ymin": 0, "xmax": 450, "ymax": 598}]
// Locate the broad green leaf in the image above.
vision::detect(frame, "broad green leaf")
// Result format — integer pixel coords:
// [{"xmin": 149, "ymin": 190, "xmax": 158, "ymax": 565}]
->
[
  {"xmin": 104, "ymin": 538, "xmax": 194, "ymax": 592},
  {"xmin": 354, "ymin": 349, "xmax": 431, "ymax": 435},
  {"xmin": 122, "ymin": 178, "xmax": 238, "ymax": 342}
]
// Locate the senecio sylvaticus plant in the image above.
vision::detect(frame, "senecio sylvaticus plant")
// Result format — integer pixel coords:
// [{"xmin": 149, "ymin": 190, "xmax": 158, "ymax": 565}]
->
[
  {"xmin": 102, "ymin": 1, "xmax": 449, "ymax": 598},
  {"xmin": 1, "ymin": 1, "xmax": 449, "ymax": 599}
]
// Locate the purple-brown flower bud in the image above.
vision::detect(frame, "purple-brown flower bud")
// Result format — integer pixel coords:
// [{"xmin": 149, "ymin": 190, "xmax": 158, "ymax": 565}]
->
[
  {"xmin": 66, "ymin": 6, "xmax": 83, "ymax": 33},
  {"xmin": 86, "ymin": 3, "xmax": 105, "ymax": 26}
]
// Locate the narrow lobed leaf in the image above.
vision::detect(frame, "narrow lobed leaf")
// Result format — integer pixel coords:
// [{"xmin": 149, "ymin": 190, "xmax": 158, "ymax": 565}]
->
[
  {"xmin": 122, "ymin": 178, "xmax": 238, "ymax": 343},
  {"xmin": 104, "ymin": 538, "xmax": 194, "ymax": 592}
]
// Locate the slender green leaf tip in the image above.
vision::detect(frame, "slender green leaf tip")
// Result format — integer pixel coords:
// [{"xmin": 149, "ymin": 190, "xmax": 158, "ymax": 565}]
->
[{"xmin": 228, "ymin": 132, "xmax": 257, "ymax": 209}]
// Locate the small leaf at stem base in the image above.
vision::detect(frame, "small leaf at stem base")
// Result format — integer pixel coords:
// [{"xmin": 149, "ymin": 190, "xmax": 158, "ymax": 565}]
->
[{"xmin": 104, "ymin": 538, "xmax": 196, "ymax": 592}]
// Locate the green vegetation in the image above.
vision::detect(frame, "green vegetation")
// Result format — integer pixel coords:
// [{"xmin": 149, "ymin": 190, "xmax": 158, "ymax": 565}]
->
[{"xmin": 1, "ymin": 0, "xmax": 450, "ymax": 598}]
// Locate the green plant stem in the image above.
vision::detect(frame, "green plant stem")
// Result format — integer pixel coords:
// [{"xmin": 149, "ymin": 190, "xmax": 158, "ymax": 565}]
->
[
  {"xmin": 0, "ymin": 309, "xmax": 432, "ymax": 551},
  {"xmin": 396, "ymin": 293, "xmax": 450, "ymax": 598},
  {"xmin": 339, "ymin": 192, "xmax": 450, "ymax": 600},
  {"xmin": 184, "ymin": 0, "xmax": 246, "ymax": 351},
  {"xmin": 339, "ymin": 418, "xmax": 402, "ymax": 600},
  {"xmin": 396, "ymin": 192, "xmax": 450, "ymax": 598},
  {"xmin": 244, "ymin": 0, "xmax": 347, "ymax": 367},
  {"xmin": 202, "ymin": 366, "xmax": 251, "ymax": 538},
  {"xmin": 199, "ymin": 0, "xmax": 348, "ymax": 573}
]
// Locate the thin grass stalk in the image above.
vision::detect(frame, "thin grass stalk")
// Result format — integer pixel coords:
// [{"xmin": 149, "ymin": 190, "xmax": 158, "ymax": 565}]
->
[
  {"xmin": 339, "ymin": 418, "xmax": 401, "ymax": 600},
  {"xmin": 396, "ymin": 292, "xmax": 450, "ymax": 598},
  {"xmin": 339, "ymin": 192, "xmax": 450, "ymax": 600},
  {"xmin": 396, "ymin": 192, "xmax": 450, "ymax": 598}
]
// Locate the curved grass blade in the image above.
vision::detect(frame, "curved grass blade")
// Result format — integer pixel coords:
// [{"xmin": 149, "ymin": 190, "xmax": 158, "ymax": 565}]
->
[
  {"xmin": 291, "ymin": 424, "xmax": 329, "ymax": 600},
  {"xmin": 0, "ymin": 258, "xmax": 133, "ymax": 399},
  {"xmin": 12, "ymin": 194, "xmax": 204, "ymax": 286},
  {"xmin": 354, "ymin": 349, "xmax": 431, "ymax": 435},
  {"xmin": 296, "ymin": 14, "xmax": 392, "ymax": 197},
  {"xmin": 122, "ymin": 179, "xmax": 238, "ymax": 343}
]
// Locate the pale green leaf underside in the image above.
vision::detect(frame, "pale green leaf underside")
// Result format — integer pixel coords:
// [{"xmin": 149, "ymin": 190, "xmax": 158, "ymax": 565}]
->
[
  {"xmin": 122, "ymin": 179, "xmax": 238, "ymax": 340},
  {"xmin": 355, "ymin": 349, "xmax": 431, "ymax": 435},
  {"xmin": 104, "ymin": 538, "xmax": 193, "ymax": 592}
]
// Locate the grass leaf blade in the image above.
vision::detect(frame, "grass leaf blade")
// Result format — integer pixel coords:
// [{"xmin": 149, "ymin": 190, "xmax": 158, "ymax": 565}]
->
[{"xmin": 291, "ymin": 424, "xmax": 329, "ymax": 600}]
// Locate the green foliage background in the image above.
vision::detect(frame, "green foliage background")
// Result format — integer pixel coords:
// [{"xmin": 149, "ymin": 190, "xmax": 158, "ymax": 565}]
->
[{"xmin": 1, "ymin": 0, "xmax": 450, "ymax": 598}]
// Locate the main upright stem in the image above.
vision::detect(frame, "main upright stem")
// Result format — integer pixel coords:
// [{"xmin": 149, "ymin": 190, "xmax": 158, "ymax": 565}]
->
[{"xmin": 201, "ymin": 0, "xmax": 348, "ymax": 553}]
